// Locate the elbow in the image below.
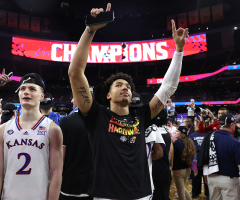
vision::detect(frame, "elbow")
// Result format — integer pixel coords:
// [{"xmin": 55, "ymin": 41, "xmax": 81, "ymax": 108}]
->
[{"xmin": 68, "ymin": 65, "xmax": 84, "ymax": 79}]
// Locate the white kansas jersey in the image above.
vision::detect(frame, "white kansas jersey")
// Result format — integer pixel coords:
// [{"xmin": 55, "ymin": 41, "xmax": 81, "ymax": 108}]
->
[
  {"xmin": 3, "ymin": 115, "xmax": 52, "ymax": 200},
  {"xmin": 145, "ymin": 124, "xmax": 165, "ymax": 193}
]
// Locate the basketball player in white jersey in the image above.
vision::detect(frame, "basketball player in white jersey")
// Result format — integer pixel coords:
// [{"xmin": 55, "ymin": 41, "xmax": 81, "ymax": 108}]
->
[{"xmin": 0, "ymin": 73, "xmax": 63, "ymax": 200}]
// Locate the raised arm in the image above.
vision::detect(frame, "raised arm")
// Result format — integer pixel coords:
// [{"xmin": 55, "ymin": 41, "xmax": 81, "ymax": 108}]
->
[
  {"xmin": 68, "ymin": 3, "xmax": 111, "ymax": 116},
  {"xmin": 48, "ymin": 122, "xmax": 63, "ymax": 200},
  {"xmin": 149, "ymin": 20, "xmax": 189, "ymax": 119}
]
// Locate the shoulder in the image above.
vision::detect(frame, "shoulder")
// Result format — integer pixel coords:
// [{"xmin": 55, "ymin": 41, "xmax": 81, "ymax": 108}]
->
[
  {"xmin": 173, "ymin": 139, "xmax": 181, "ymax": 146},
  {"xmin": 0, "ymin": 123, "xmax": 7, "ymax": 136},
  {"xmin": 0, "ymin": 122, "xmax": 7, "ymax": 132},
  {"xmin": 190, "ymin": 132, "xmax": 198, "ymax": 136},
  {"xmin": 49, "ymin": 122, "xmax": 63, "ymax": 139}
]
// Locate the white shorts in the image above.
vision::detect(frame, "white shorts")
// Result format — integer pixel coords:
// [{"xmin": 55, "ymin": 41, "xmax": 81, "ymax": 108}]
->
[{"xmin": 94, "ymin": 194, "xmax": 153, "ymax": 200}]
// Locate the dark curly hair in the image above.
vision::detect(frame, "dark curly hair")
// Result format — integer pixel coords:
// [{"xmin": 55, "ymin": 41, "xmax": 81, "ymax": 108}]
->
[
  {"xmin": 98, "ymin": 72, "xmax": 136, "ymax": 107},
  {"xmin": 180, "ymin": 134, "xmax": 196, "ymax": 166}
]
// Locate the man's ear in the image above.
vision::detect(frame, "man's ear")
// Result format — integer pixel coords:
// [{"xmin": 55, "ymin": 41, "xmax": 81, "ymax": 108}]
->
[
  {"xmin": 107, "ymin": 92, "xmax": 111, "ymax": 100},
  {"xmin": 40, "ymin": 92, "xmax": 45, "ymax": 101}
]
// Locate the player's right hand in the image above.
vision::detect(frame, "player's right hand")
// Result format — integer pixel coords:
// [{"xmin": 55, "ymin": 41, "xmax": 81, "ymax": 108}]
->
[{"xmin": 88, "ymin": 3, "xmax": 111, "ymax": 31}]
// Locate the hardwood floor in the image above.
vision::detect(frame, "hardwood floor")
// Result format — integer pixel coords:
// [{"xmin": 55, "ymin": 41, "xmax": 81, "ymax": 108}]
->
[{"xmin": 169, "ymin": 178, "xmax": 207, "ymax": 199}]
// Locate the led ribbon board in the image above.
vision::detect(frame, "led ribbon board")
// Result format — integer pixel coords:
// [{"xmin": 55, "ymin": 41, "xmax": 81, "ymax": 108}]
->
[
  {"xmin": 174, "ymin": 98, "xmax": 240, "ymax": 106},
  {"xmin": 147, "ymin": 65, "xmax": 240, "ymax": 84},
  {"xmin": 12, "ymin": 98, "xmax": 240, "ymax": 107},
  {"xmin": 12, "ymin": 34, "xmax": 207, "ymax": 63},
  {"xmin": 2, "ymin": 64, "xmax": 239, "ymax": 84}
]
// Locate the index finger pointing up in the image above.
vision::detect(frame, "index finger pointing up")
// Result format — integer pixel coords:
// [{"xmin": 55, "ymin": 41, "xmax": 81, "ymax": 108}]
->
[
  {"xmin": 106, "ymin": 3, "xmax": 111, "ymax": 11},
  {"xmin": 171, "ymin": 19, "xmax": 176, "ymax": 34},
  {"xmin": 2, "ymin": 68, "xmax": 5, "ymax": 75}
]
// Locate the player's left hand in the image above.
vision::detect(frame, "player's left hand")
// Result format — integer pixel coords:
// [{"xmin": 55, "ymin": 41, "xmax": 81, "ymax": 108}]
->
[{"xmin": 171, "ymin": 19, "xmax": 189, "ymax": 52}]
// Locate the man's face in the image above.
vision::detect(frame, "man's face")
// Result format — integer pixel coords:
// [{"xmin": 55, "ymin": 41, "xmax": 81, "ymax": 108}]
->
[
  {"xmin": 218, "ymin": 109, "xmax": 228, "ymax": 119},
  {"xmin": 18, "ymin": 83, "xmax": 44, "ymax": 108},
  {"xmin": 71, "ymin": 98, "xmax": 77, "ymax": 109},
  {"xmin": 168, "ymin": 99, "xmax": 172, "ymax": 103},
  {"xmin": 183, "ymin": 119, "xmax": 190, "ymax": 128},
  {"xmin": 107, "ymin": 79, "xmax": 132, "ymax": 106},
  {"xmin": 191, "ymin": 99, "xmax": 194, "ymax": 104},
  {"xmin": 230, "ymin": 123, "xmax": 236, "ymax": 133},
  {"xmin": 167, "ymin": 121, "xmax": 172, "ymax": 127},
  {"xmin": 236, "ymin": 122, "xmax": 240, "ymax": 128}
]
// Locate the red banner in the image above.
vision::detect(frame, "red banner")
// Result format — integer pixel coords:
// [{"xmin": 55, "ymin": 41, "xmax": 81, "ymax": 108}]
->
[
  {"xmin": 200, "ymin": 7, "xmax": 210, "ymax": 24},
  {"xmin": 167, "ymin": 15, "xmax": 176, "ymax": 31},
  {"xmin": 8, "ymin": 12, "xmax": 18, "ymax": 27},
  {"xmin": 19, "ymin": 14, "xmax": 29, "ymax": 30},
  {"xmin": 31, "ymin": 16, "xmax": 40, "ymax": 32},
  {"xmin": 188, "ymin": 10, "xmax": 199, "ymax": 25},
  {"xmin": 12, "ymin": 34, "xmax": 207, "ymax": 63},
  {"xmin": 212, "ymin": 4, "xmax": 224, "ymax": 21},
  {"xmin": 0, "ymin": 9, "xmax": 7, "ymax": 26},
  {"xmin": 177, "ymin": 13, "xmax": 187, "ymax": 28}
]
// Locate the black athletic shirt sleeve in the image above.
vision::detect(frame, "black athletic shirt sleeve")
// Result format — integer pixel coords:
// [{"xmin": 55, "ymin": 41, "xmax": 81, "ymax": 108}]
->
[{"xmin": 59, "ymin": 116, "xmax": 69, "ymax": 146}]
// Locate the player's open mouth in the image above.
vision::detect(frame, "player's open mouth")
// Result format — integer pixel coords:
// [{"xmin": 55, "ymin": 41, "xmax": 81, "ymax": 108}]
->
[{"xmin": 23, "ymin": 97, "xmax": 31, "ymax": 100}]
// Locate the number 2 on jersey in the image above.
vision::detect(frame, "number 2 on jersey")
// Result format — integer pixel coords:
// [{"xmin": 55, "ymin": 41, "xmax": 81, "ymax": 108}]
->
[{"xmin": 16, "ymin": 153, "xmax": 32, "ymax": 175}]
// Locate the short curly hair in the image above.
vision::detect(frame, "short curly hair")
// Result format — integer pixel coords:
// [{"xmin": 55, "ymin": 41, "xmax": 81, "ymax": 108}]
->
[{"xmin": 98, "ymin": 72, "xmax": 135, "ymax": 107}]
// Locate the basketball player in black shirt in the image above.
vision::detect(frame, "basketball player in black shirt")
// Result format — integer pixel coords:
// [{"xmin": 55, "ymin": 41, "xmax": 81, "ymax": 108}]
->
[{"xmin": 68, "ymin": 3, "xmax": 189, "ymax": 199}]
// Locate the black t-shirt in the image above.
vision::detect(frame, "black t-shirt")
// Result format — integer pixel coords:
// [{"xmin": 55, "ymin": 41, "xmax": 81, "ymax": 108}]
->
[
  {"xmin": 59, "ymin": 112, "xmax": 92, "ymax": 195},
  {"xmin": 79, "ymin": 100, "xmax": 152, "ymax": 199},
  {"xmin": 152, "ymin": 126, "xmax": 171, "ymax": 181}
]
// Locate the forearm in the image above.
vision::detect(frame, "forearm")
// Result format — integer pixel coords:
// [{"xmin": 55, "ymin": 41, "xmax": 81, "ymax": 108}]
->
[
  {"xmin": 155, "ymin": 51, "xmax": 183, "ymax": 105},
  {"xmin": 48, "ymin": 172, "xmax": 62, "ymax": 200},
  {"xmin": 69, "ymin": 27, "xmax": 96, "ymax": 76}
]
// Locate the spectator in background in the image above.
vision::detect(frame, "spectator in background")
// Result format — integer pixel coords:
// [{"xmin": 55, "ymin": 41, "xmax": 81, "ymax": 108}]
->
[
  {"xmin": 165, "ymin": 98, "xmax": 175, "ymax": 122},
  {"xmin": 189, "ymin": 121, "xmax": 209, "ymax": 199},
  {"xmin": 40, "ymin": 92, "xmax": 65, "ymax": 125},
  {"xmin": 172, "ymin": 126, "xmax": 196, "ymax": 200},
  {"xmin": 0, "ymin": 104, "xmax": 16, "ymax": 124},
  {"xmin": 233, "ymin": 119, "xmax": 240, "ymax": 140},
  {"xmin": 130, "ymin": 92, "xmax": 165, "ymax": 197},
  {"xmin": 173, "ymin": 120, "xmax": 180, "ymax": 128},
  {"xmin": 186, "ymin": 99, "xmax": 196, "ymax": 122},
  {"xmin": 183, "ymin": 118, "xmax": 195, "ymax": 136},
  {"xmin": 59, "ymin": 97, "xmax": 93, "ymax": 200},
  {"xmin": 166, "ymin": 117, "xmax": 177, "ymax": 139},
  {"xmin": 204, "ymin": 114, "xmax": 240, "ymax": 200},
  {"xmin": 152, "ymin": 109, "xmax": 172, "ymax": 200},
  {"xmin": 198, "ymin": 108, "xmax": 229, "ymax": 134}
]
